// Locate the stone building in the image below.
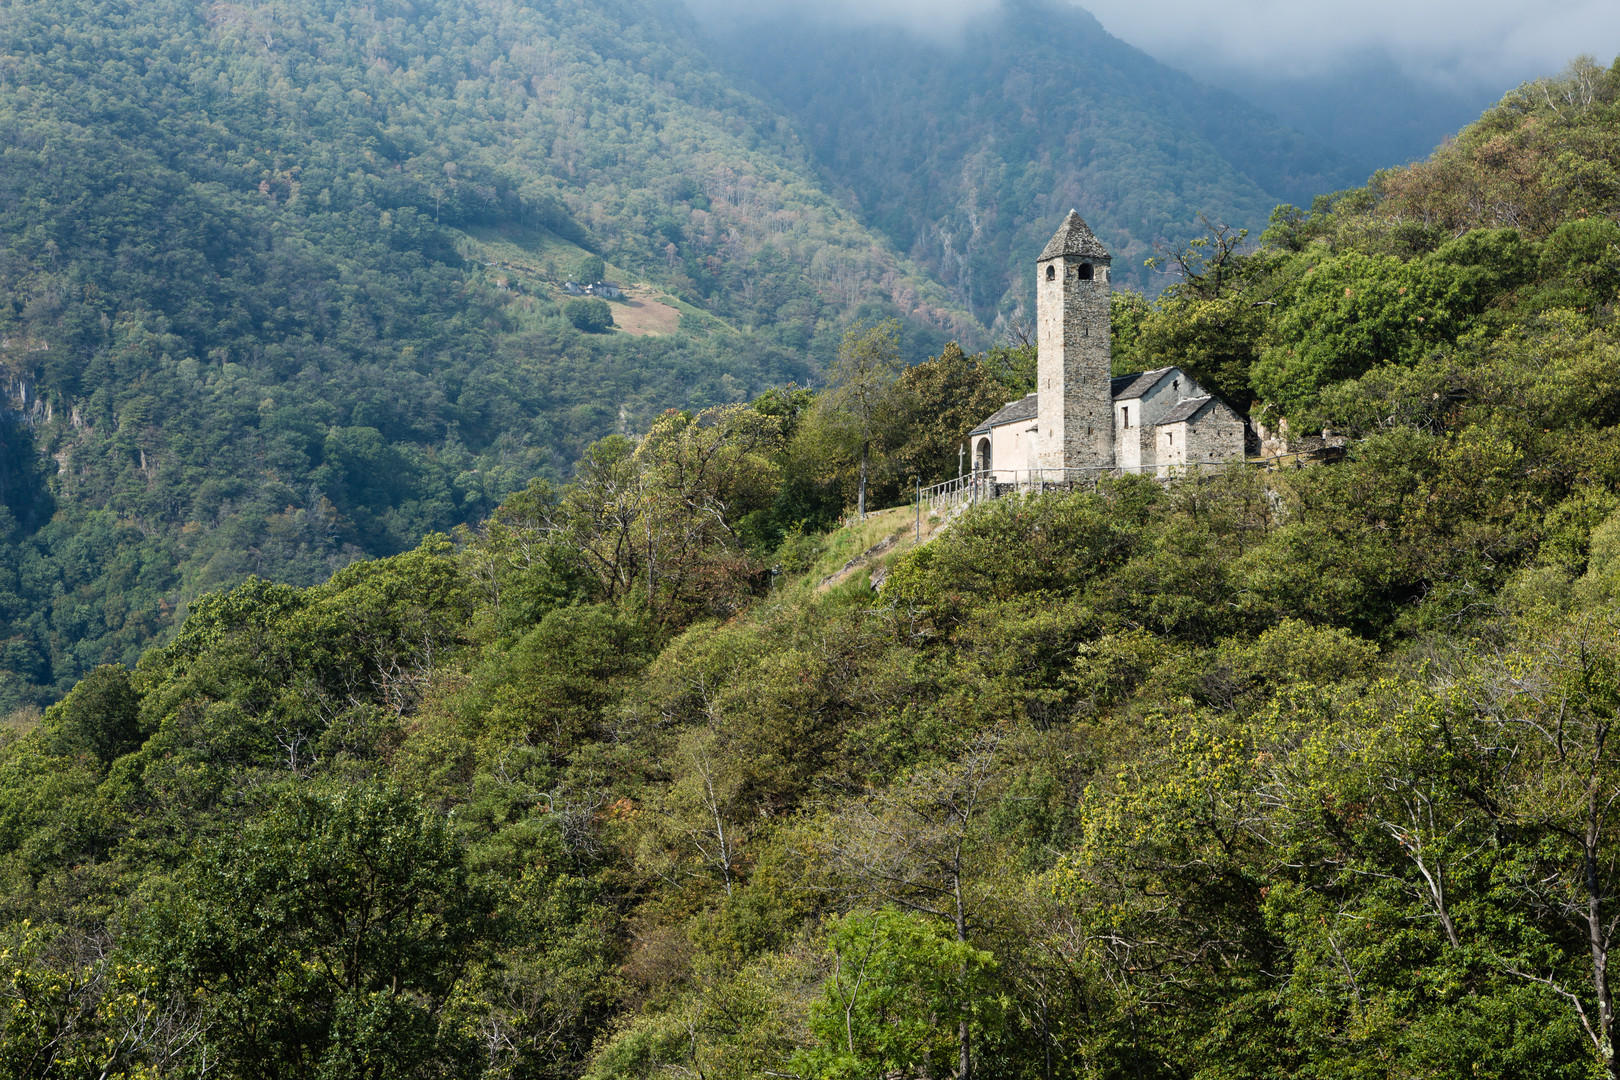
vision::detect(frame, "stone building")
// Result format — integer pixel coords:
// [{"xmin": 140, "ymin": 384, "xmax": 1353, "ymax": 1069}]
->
[{"xmin": 967, "ymin": 211, "xmax": 1247, "ymax": 479}]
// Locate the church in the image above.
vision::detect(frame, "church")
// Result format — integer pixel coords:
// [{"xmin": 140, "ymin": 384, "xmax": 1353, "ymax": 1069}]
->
[{"xmin": 967, "ymin": 211, "xmax": 1247, "ymax": 479}]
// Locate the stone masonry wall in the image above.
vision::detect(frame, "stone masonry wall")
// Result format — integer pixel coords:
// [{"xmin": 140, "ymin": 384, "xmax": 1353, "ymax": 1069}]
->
[
  {"xmin": 1035, "ymin": 256, "xmax": 1113, "ymax": 470},
  {"xmin": 1178, "ymin": 400, "xmax": 1247, "ymax": 463}
]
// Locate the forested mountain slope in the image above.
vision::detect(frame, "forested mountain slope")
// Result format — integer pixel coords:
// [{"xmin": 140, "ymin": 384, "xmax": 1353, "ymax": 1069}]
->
[
  {"xmin": 1109, "ymin": 55, "xmax": 1620, "ymax": 424},
  {"xmin": 3, "ymin": 58, "xmax": 1620, "ymax": 1080},
  {"xmin": 0, "ymin": 0, "xmax": 1374, "ymax": 708},
  {"xmin": 697, "ymin": 0, "xmax": 1366, "ymax": 322},
  {"xmin": 0, "ymin": 0, "xmax": 975, "ymax": 708},
  {"xmin": 1203, "ymin": 53, "xmax": 1503, "ymax": 176}
]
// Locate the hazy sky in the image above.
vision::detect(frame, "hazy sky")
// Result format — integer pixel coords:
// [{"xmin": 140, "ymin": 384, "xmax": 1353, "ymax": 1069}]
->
[{"xmin": 687, "ymin": 0, "xmax": 1620, "ymax": 87}]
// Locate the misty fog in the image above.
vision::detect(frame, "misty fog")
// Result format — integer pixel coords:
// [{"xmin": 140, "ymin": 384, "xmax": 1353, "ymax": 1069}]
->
[{"xmin": 682, "ymin": 0, "xmax": 1620, "ymax": 90}]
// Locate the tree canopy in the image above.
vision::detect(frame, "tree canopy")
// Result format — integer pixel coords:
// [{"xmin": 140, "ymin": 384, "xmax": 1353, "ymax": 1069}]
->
[{"xmin": 6, "ymin": 24, "xmax": 1620, "ymax": 1080}]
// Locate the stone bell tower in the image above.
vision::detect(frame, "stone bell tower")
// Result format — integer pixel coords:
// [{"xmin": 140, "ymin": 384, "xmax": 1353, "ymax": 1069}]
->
[{"xmin": 1033, "ymin": 210, "xmax": 1113, "ymax": 471}]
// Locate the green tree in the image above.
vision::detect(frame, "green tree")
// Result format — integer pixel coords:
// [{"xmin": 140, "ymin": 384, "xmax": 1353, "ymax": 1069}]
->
[
  {"xmin": 1132, "ymin": 295, "xmax": 1267, "ymax": 409},
  {"xmin": 1251, "ymin": 251, "xmax": 1474, "ymax": 419},
  {"xmin": 980, "ymin": 340, "xmax": 1039, "ymax": 396},
  {"xmin": 462, "ymin": 603, "xmax": 651, "ymax": 762},
  {"xmin": 1540, "ymin": 218, "xmax": 1620, "ymax": 306},
  {"xmin": 565, "ymin": 298, "xmax": 615, "ymax": 333},
  {"xmin": 546, "ymin": 406, "xmax": 782, "ymax": 627},
  {"xmin": 1109, "ymin": 290, "xmax": 1154, "ymax": 370},
  {"xmin": 573, "ymin": 254, "xmax": 607, "ymax": 284},
  {"xmin": 886, "ymin": 342, "xmax": 1017, "ymax": 487},
  {"xmin": 794, "ymin": 908, "xmax": 995, "ymax": 1080},
  {"xmin": 138, "ymin": 785, "xmax": 496, "ymax": 1079},
  {"xmin": 1145, "ymin": 215, "xmax": 1252, "ymax": 300},
  {"xmin": 821, "ymin": 319, "xmax": 903, "ymax": 518},
  {"xmin": 37, "ymin": 664, "xmax": 143, "ymax": 770},
  {"xmin": 808, "ymin": 741, "xmax": 1010, "ymax": 1080}
]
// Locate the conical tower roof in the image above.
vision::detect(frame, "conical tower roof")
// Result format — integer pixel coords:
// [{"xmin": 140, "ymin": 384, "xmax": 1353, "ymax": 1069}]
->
[{"xmin": 1038, "ymin": 209, "xmax": 1110, "ymax": 261}]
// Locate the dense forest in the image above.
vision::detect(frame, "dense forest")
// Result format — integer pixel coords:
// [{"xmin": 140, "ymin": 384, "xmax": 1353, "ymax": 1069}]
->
[
  {"xmin": 2, "ymin": 54, "xmax": 1620, "ymax": 1079},
  {"xmin": 0, "ymin": 0, "xmax": 978, "ymax": 708},
  {"xmin": 0, "ymin": 0, "xmax": 1364, "ymax": 709}
]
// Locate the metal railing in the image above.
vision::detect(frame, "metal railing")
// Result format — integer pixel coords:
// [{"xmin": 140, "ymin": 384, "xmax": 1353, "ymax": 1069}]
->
[
  {"xmin": 915, "ymin": 443, "xmax": 1355, "ymax": 523},
  {"xmin": 919, "ymin": 462, "xmax": 1246, "ymax": 517}
]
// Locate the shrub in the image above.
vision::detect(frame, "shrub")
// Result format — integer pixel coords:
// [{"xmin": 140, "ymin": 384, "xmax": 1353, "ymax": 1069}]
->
[{"xmin": 566, "ymin": 297, "xmax": 614, "ymax": 333}]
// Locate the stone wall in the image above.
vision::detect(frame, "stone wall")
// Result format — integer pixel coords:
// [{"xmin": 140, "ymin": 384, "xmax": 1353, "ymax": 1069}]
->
[
  {"xmin": 1176, "ymin": 400, "xmax": 1247, "ymax": 464},
  {"xmin": 1035, "ymin": 255, "xmax": 1113, "ymax": 469},
  {"xmin": 1115, "ymin": 371, "xmax": 1213, "ymax": 471}
]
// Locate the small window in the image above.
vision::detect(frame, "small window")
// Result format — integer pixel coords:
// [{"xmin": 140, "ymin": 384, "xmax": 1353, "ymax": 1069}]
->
[
  {"xmin": 1046, "ymin": 264, "xmax": 1056, "ymax": 281},
  {"xmin": 1078, "ymin": 263, "xmax": 1094, "ymax": 281},
  {"xmin": 1122, "ymin": 407, "xmax": 1129, "ymax": 428},
  {"xmin": 1173, "ymin": 379, "xmax": 1179, "ymax": 391},
  {"xmin": 1166, "ymin": 431, "xmax": 1173, "ymax": 444}
]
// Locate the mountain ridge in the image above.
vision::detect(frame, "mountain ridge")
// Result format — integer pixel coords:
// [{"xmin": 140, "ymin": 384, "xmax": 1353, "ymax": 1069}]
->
[{"xmin": 692, "ymin": 0, "xmax": 1367, "ymax": 321}]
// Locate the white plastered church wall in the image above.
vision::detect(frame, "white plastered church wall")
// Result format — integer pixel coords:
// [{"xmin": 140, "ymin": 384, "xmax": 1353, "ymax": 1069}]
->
[{"xmin": 989, "ymin": 418, "xmax": 1036, "ymax": 482}]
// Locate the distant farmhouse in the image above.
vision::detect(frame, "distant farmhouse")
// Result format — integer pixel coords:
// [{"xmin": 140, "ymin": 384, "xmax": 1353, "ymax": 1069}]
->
[
  {"xmin": 968, "ymin": 211, "xmax": 1246, "ymax": 479},
  {"xmin": 563, "ymin": 279, "xmax": 625, "ymax": 299}
]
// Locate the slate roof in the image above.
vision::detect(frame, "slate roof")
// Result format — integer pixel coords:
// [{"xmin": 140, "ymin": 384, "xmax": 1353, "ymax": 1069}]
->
[
  {"xmin": 1038, "ymin": 210, "xmax": 1111, "ymax": 261},
  {"xmin": 969, "ymin": 370, "xmax": 1234, "ymax": 433},
  {"xmin": 968, "ymin": 393, "xmax": 1038, "ymax": 435},
  {"xmin": 1155, "ymin": 396, "xmax": 1215, "ymax": 426},
  {"xmin": 1110, "ymin": 367, "xmax": 1174, "ymax": 401}
]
